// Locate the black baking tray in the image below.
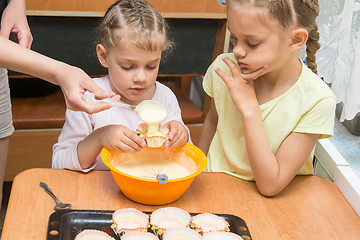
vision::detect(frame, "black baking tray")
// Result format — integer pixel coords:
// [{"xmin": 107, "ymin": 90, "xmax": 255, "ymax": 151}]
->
[{"xmin": 46, "ymin": 209, "xmax": 252, "ymax": 240}]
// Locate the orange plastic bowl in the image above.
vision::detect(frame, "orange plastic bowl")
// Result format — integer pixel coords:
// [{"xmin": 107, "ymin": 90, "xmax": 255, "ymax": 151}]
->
[{"xmin": 101, "ymin": 142, "xmax": 207, "ymax": 205}]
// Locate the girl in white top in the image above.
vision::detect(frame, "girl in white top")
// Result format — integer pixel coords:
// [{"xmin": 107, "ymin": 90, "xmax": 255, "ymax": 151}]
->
[
  {"xmin": 198, "ymin": 0, "xmax": 336, "ymax": 196},
  {"xmin": 53, "ymin": 0, "xmax": 189, "ymax": 171}
]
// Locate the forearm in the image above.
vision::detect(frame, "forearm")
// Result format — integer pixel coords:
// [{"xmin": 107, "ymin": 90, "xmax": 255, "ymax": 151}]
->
[
  {"xmin": 0, "ymin": 36, "xmax": 67, "ymax": 85},
  {"xmin": 198, "ymin": 99, "xmax": 217, "ymax": 155},
  {"xmin": 77, "ymin": 129, "xmax": 104, "ymax": 169},
  {"xmin": 242, "ymin": 108, "xmax": 284, "ymax": 196}
]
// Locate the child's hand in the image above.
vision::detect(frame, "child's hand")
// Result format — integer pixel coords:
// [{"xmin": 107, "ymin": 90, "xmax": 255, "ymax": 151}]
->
[
  {"xmin": 97, "ymin": 125, "xmax": 146, "ymax": 152},
  {"xmin": 163, "ymin": 120, "xmax": 189, "ymax": 149},
  {"xmin": 214, "ymin": 56, "xmax": 262, "ymax": 113}
]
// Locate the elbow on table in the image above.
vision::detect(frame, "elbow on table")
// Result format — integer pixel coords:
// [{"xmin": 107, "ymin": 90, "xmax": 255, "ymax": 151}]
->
[{"xmin": 256, "ymin": 183, "xmax": 284, "ymax": 197}]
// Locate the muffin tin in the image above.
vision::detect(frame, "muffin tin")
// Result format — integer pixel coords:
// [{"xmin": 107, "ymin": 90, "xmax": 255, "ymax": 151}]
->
[{"xmin": 46, "ymin": 209, "xmax": 252, "ymax": 240}]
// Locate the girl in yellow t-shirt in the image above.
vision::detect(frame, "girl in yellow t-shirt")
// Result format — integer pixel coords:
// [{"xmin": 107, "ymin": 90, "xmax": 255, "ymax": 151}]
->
[{"xmin": 198, "ymin": 0, "xmax": 336, "ymax": 196}]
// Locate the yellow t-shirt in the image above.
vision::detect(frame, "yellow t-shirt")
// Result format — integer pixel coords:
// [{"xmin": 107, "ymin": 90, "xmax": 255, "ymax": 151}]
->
[{"xmin": 203, "ymin": 53, "xmax": 336, "ymax": 180}]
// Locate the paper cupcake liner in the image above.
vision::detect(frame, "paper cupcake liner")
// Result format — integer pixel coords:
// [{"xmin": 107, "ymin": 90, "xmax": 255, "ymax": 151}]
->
[
  {"xmin": 190, "ymin": 213, "xmax": 230, "ymax": 234},
  {"xmin": 162, "ymin": 226, "xmax": 202, "ymax": 240},
  {"xmin": 202, "ymin": 231, "xmax": 244, "ymax": 240},
  {"xmin": 150, "ymin": 207, "xmax": 191, "ymax": 237},
  {"xmin": 112, "ymin": 208, "xmax": 149, "ymax": 235},
  {"xmin": 137, "ymin": 123, "xmax": 169, "ymax": 148},
  {"xmin": 121, "ymin": 231, "xmax": 158, "ymax": 240},
  {"xmin": 75, "ymin": 229, "xmax": 115, "ymax": 240}
]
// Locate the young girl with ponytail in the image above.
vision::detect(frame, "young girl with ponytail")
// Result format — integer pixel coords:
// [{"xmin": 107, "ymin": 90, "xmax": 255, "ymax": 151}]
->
[{"xmin": 198, "ymin": 0, "xmax": 336, "ymax": 196}]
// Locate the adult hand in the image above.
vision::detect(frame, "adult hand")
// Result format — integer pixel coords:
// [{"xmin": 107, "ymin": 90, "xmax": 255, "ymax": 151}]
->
[
  {"xmin": 57, "ymin": 64, "xmax": 117, "ymax": 114},
  {"xmin": 0, "ymin": 0, "xmax": 33, "ymax": 48},
  {"xmin": 0, "ymin": 35, "xmax": 116, "ymax": 114}
]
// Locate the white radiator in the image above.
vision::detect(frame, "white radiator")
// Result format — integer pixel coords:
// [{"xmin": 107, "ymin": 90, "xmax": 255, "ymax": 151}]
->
[{"xmin": 314, "ymin": 139, "xmax": 360, "ymax": 216}]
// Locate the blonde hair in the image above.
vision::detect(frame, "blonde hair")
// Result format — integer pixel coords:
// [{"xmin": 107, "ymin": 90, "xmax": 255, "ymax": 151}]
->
[
  {"xmin": 96, "ymin": 0, "xmax": 173, "ymax": 54},
  {"xmin": 226, "ymin": 0, "xmax": 320, "ymax": 74}
]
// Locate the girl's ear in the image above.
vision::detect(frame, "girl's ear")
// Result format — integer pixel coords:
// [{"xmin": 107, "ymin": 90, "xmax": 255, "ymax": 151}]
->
[
  {"xmin": 96, "ymin": 44, "xmax": 108, "ymax": 68},
  {"xmin": 289, "ymin": 28, "xmax": 308, "ymax": 51}
]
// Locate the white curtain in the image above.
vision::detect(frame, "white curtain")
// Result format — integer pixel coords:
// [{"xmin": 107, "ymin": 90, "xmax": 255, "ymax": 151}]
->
[{"xmin": 317, "ymin": 0, "xmax": 360, "ymax": 121}]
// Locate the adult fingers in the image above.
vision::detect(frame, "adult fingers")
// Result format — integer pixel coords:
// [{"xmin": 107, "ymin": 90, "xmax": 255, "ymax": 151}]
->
[
  {"xmin": 16, "ymin": 29, "xmax": 33, "ymax": 49},
  {"xmin": 63, "ymin": 90, "xmax": 112, "ymax": 114},
  {"xmin": 0, "ymin": 21, "xmax": 11, "ymax": 39},
  {"xmin": 84, "ymin": 80, "xmax": 114, "ymax": 100},
  {"xmin": 75, "ymin": 101, "xmax": 112, "ymax": 114}
]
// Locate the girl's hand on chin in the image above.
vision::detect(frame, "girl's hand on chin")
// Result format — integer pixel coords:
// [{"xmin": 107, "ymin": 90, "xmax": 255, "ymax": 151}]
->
[
  {"xmin": 215, "ymin": 56, "xmax": 260, "ymax": 112},
  {"xmin": 240, "ymin": 65, "xmax": 268, "ymax": 81}
]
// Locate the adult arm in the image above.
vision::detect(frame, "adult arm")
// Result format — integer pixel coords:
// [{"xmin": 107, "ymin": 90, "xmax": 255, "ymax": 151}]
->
[
  {"xmin": 1, "ymin": 0, "xmax": 113, "ymax": 113},
  {"xmin": 0, "ymin": 36, "xmax": 113, "ymax": 113}
]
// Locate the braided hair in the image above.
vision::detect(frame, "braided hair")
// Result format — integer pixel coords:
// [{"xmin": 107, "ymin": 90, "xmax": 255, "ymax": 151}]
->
[
  {"xmin": 227, "ymin": 0, "xmax": 320, "ymax": 74},
  {"xmin": 296, "ymin": 0, "xmax": 320, "ymax": 73},
  {"xmin": 96, "ymin": 0, "xmax": 173, "ymax": 54}
]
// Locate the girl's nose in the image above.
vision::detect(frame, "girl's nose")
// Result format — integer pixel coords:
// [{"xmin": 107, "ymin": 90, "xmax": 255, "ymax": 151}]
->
[
  {"xmin": 233, "ymin": 44, "xmax": 246, "ymax": 58},
  {"xmin": 134, "ymin": 68, "xmax": 147, "ymax": 83}
]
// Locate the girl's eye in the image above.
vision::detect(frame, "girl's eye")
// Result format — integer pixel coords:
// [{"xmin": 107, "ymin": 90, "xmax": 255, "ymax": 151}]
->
[
  {"xmin": 147, "ymin": 65, "xmax": 157, "ymax": 70},
  {"xmin": 248, "ymin": 42, "xmax": 259, "ymax": 48},
  {"xmin": 121, "ymin": 66, "xmax": 133, "ymax": 70}
]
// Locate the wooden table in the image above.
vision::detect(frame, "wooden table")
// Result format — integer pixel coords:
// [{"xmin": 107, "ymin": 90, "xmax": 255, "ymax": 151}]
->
[{"xmin": 2, "ymin": 169, "xmax": 360, "ymax": 239}]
